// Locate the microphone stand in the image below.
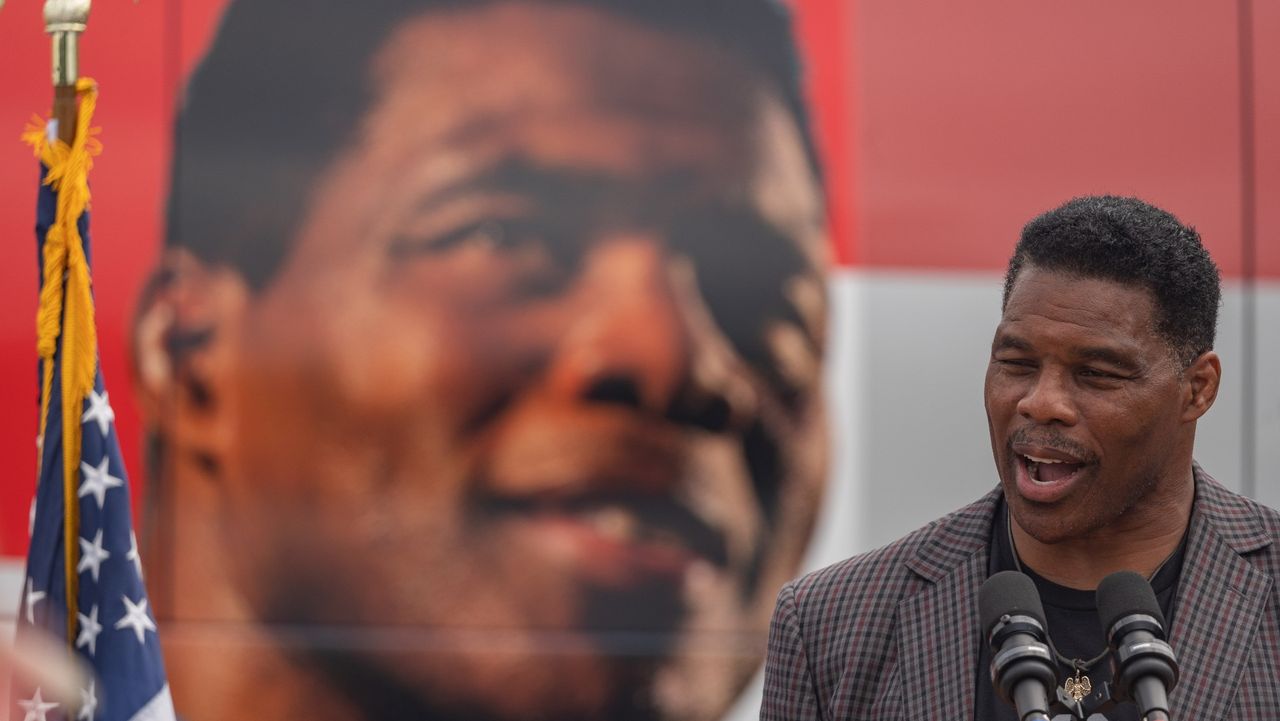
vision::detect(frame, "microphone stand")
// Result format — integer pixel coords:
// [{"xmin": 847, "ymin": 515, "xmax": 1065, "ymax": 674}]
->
[{"xmin": 1045, "ymin": 681, "xmax": 1168, "ymax": 721}]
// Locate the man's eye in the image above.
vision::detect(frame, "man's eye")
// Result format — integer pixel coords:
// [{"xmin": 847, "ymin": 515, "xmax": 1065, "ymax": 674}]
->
[
  {"xmin": 390, "ymin": 218, "xmax": 543, "ymax": 257},
  {"xmin": 995, "ymin": 358, "xmax": 1035, "ymax": 373},
  {"xmin": 1079, "ymin": 367, "xmax": 1123, "ymax": 381}
]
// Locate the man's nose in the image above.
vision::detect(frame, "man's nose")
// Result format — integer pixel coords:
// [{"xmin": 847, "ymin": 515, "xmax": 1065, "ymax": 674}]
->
[
  {"xmin": 1015, "ymin": 369, "xmax": 1079, "ymax": 426},
  {"xmin": 544, "ymin": 237, "xmax": 738, "ymax": 429}
]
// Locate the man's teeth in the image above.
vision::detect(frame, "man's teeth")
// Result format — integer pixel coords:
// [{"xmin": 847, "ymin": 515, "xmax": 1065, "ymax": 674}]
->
[
  {"xmin": 577, "ymin": 507, "xmax": 684, "ymax": 547},
  {"xmin": 1020, "ymin": 453, "xmax": 1085, "ymax": 486},
  {"xmin": 1024, "ymin": 454, "xmax": 1068, "ymax": 464},
  {"xmin": 581, "ymin": 507, "xmax": 639, "ymax": 542}
]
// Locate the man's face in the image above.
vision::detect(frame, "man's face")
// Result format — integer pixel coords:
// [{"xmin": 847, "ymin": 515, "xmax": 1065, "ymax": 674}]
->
[
  {"xmin": 212, "ymin": 3, "xmax": 827, "ymax": 719},
  {"xmin": 984, "ymin": 266, "xmax": 1193, "ymax": 545}
]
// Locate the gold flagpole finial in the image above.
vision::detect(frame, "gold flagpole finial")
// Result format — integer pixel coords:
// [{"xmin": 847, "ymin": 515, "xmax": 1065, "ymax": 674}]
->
[
  {"xmin": 45, "ymin": 0, "xmax": 90, "ymax": 144},
  {"xmin": 45, "ymin": 0, "xmax": 91, "ymax": 87}
]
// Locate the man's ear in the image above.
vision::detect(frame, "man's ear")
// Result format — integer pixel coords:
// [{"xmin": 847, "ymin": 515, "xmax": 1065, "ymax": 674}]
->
[
  {"xmin": 133, "ymin": 247, "xmax": 250, "ymax": 481},
  {"xmin": 1181, "ymin": 350, "xmax": 1221, "ymax": 423}
]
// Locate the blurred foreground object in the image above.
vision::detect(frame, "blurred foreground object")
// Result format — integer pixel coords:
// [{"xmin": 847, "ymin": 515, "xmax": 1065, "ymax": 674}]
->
[{"xmin": 2, "ymin": 628, "xmax": 90, "ymax": 709}]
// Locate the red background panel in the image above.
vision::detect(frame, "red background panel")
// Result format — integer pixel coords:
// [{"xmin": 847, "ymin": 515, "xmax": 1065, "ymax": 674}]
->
[
  {"xmin": 1253, "ymin": 0, "xmax": 1280, "ymax": 279},
  {"xmin": 795, "ymin": 0, "xmax": 857, "ymax": 265},
  {"xmin": 854, "ymin": 1, "xmax": 1248, "ymax": 276}
]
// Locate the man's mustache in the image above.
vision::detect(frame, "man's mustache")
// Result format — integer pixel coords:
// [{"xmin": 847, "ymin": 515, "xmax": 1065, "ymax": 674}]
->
[{"xmin": 1009, "ymin": 427, "xmax": 1097, "ymax": 463}]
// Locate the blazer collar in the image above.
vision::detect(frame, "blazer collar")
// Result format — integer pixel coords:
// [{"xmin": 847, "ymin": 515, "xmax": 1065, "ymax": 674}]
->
[
  {"xmin": 904, "ymin": 487, "xmax": 1001, "ymax": 583},
  {"xmin": 1185, "ymin": 463, "xmax": 1272, "ymax": 554}
]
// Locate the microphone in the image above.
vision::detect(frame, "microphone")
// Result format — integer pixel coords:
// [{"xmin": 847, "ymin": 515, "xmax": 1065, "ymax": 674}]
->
[
  {"xmin": 980, "ymin": 571, "xmax": 1057, "ymax": 721},
  {"xmin": 1096, "ymin": 571, "xmax": 1180, "ymax": 721}
]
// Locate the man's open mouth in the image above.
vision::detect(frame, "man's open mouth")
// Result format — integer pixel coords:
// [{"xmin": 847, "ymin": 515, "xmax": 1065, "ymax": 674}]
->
[
  {"xmin": 1010, "ymin": 442, "xmax": 1094, "ymax": 503},
  {"xmin": 1021, "ymin": 454, "xmax": 1086, "ymax": 485}
]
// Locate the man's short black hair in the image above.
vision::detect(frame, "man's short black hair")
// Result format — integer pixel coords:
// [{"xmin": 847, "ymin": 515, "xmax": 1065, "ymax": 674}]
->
[
  {"xmin": 166, "ymin": 0, "xmax": 821, "ymax": 290},
  {"xmin": 1002, "ymin": 195, "xmax": 1221, "ymax": 366}
]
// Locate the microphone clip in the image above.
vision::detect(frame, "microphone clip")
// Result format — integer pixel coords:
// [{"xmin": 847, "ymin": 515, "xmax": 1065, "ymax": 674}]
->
[{"xmin": 1051, "ymin": 679, "xmax": 1119, "ymax": 720}]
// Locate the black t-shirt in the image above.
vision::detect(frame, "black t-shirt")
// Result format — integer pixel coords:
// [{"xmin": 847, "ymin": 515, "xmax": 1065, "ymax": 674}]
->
[{"xmin": 973, "ymin": 499, "xmax": 1185, "ymax": 721}]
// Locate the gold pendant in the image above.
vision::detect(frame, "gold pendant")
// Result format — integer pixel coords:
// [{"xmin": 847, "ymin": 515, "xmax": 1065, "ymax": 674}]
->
[{"xmin": 1063, "ymin": 668, "xmax": 1092, "ymax": 703}]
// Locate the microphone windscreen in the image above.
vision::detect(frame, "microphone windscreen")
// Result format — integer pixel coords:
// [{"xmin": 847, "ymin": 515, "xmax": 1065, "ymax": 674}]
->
[
  {"xmin": 1096, "ymin": 570, "xmax": 1166, "ymax": 633},
  {"xmin": 979, "ymin": 570, "xmax": 1046, "ymax": 634}
]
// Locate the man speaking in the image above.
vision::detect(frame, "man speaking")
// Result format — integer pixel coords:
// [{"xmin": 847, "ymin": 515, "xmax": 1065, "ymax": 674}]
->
[{"xmin": 761, "ymin": 196, "xmax": 1280, "ymax": 720}]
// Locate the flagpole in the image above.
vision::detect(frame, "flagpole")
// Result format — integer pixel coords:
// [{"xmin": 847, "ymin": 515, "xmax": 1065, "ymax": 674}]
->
[
  {"xmin": 45, "ymin": 0, "xmax": 91, "ymax": 145},
  {"xmin": 41, "ymin": 0, "xmax": 93, "ymax": 646}
]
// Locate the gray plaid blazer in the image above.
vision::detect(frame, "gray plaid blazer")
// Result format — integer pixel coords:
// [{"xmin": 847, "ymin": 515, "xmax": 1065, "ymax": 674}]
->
[{"xmin": 761, "ymin": 466, "xmax": 1280, "ymax": 720}]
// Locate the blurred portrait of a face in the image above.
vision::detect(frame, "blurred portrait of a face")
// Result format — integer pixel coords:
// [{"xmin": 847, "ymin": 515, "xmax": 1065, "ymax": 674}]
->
[{"xmin": 134, "ymin": 1, "xmax": 830, "ymax": 719}]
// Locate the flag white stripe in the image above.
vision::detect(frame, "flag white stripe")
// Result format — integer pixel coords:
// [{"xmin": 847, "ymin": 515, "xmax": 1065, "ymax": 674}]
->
[{"xmin": 126, "ymin": 684, "xmax": 177, "ymax": 721}]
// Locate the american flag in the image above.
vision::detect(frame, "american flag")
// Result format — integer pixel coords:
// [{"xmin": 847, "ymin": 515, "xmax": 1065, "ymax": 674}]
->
[{"xmin": 15, "ymin": 112, "xmax": 175, "ymax": 721}]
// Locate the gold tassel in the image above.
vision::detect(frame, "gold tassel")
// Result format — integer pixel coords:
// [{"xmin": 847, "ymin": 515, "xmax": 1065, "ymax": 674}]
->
[{"xmin": 23, "ymin": 77, "xmax": 102, "ymax": 643}]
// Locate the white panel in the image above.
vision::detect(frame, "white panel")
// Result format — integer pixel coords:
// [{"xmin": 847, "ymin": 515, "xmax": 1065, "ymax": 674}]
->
[
  {"xmin": 857, "ymin": 269, "xmax": 1005, "ymax": 549},
  {"xmin": 1252, "ymin": 282, "xmax": 1280, "ymax": 510},
  {"xmin": 799, "ymin": 270, "xmax": 867, "ymax": 571},
  {"xmin": 1, "ymin": 556, "xmax": 22, "ymax": 644},
  {"xmin": 1196, "ymin": 282, "xmax": 1247, "ymax": 492},
  {"xmin": 0, "ymin": 557, "xmax": 21, "ymax": 619}
]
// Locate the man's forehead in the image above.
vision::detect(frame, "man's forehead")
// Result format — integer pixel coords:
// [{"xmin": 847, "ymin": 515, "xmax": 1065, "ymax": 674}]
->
[
  {"xmin": 288, "ymin": 0, "xmax": 828, "ymax": 269},
  {"xmin": 371, "ymin": 3, "xmax": 760, "ymax": 124},
  {"xmin": 1005, "ymin": 267, "xmax": 1157, "ymax": 315},
  {"xmin": 999, "ymin": 268, "xmax": 1162, "ymax": 339},
  {"xmin": 346, "ymin": 3, "xmax": 773, "ymax": 189}
]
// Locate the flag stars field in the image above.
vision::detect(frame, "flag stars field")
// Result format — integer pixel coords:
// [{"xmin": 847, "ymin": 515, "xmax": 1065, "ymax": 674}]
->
[
  {"xmin": 78, "ymin": 455, "xmax": 123, "ymax": 509},
  {"xmin": 78, "ymin": 528, "xmax": 112, "ymax": 582},
  {"xmin": 115, "ymin": 595, "xmax": 158, "ymax": 645},
  {"xmin": 24, "ymin": 577, "xmax": 47, "ymax": 625},
  {"xmin": 127, "ymin": 530, "xmax": 144, "ymax": 579},
  {"xmin": 81, "ymin": 389, "xmax": 115, "ymax": 437},
  {"xmin": 76, "ymin": 604, "xmax": 103, "ymax": 656},
  {"xmin": 79, "ymin": 681, "xmax": 98, "ymax": 721}
]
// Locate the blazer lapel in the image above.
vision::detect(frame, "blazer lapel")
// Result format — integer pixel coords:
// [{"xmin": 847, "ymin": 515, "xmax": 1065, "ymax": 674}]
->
[
  {"xmin": 898, "ymin": 492, "xmax": 997, "ymax": 721},
  {"xmin": 1167, "ymin": 470, "xmax": 1274, "ymax": 721}
]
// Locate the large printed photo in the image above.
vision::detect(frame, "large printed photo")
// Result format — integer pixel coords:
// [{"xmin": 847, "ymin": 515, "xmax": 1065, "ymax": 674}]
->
[{"xmin": 135, "ymin": 2, "xmax": 835, "ymax": 720}]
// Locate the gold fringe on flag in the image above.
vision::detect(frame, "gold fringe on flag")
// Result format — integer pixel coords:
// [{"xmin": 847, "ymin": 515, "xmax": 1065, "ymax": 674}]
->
[{"xmin": 22, "ymin": 76, "xmax": 102, "ymax": 642}]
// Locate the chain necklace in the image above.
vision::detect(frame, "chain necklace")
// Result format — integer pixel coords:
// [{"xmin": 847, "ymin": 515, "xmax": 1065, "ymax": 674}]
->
[{"xmin": 1004, "ymin": 511, "xmax": 1176, "ymax": 704}]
